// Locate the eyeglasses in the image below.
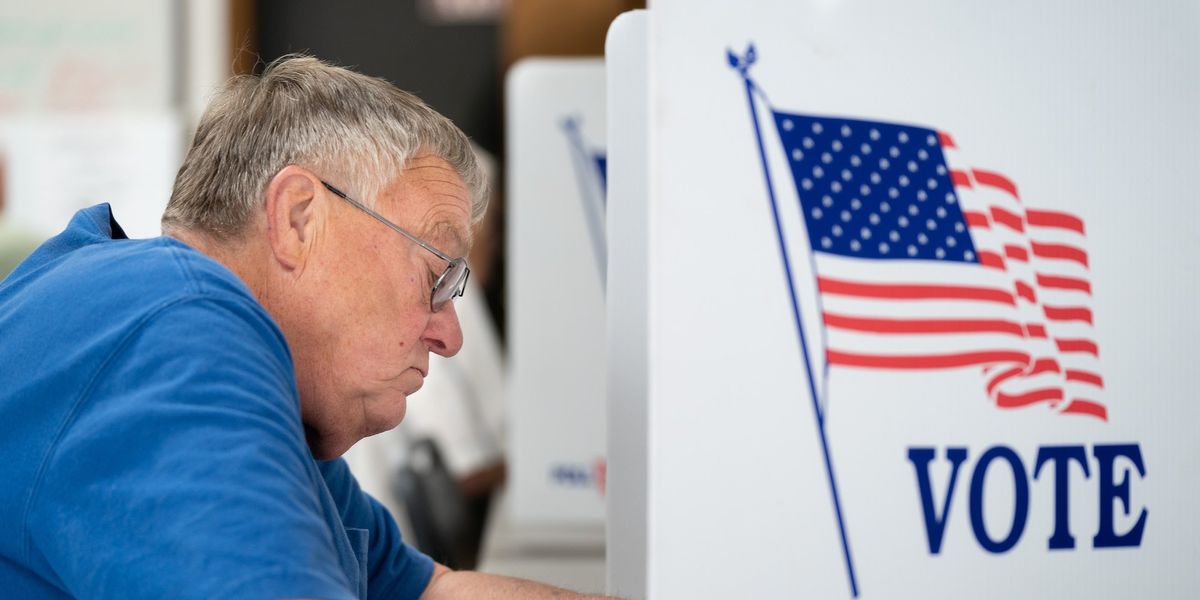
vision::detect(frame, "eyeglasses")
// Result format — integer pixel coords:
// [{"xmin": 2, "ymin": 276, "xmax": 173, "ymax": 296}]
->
[{"xmin": 321, "ymin": 180, "xmax": 469, "ymax": 312}]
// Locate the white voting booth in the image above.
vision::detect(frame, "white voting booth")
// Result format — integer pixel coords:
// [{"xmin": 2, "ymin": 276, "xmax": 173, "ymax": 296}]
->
[
  {"xmin": 489, "ymin": 58, "xmax": 609, "ymax": 593},
  {"xmin": 507, "ymin": 59, "xmax": 609, "ymax": 528},
  {"xmin": 607, "ymin": 2, "xmax": 1199, "ymax": 599}
]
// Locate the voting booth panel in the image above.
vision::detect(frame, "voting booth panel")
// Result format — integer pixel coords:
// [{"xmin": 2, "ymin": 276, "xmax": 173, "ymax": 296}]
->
[
  {"xmin": 604, "ymin": 11, "xmax": 650, "ymax": 599},
  {"xmin": 607, "ymin": 1, "xmax": 1199, "ymax": 598},
  {"xmin": 507, "ymin": 59, "xmax": 608, "ymax": 527}
]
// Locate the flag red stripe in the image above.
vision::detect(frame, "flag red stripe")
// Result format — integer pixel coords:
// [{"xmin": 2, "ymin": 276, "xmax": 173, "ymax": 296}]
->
[
  {"xmin": 973, "ymin": 169, "xmax": 1020, "ymax": 199},
  {"xmin": 1032, "ymin": 357, "xmax": 1060, "ymax": 372},
  {"xmin": 1063, "ymin": 398, "xmax": 1107, "ymax": 420},
  {"xmin": 1026, "ymin": 209, "xmax": 1085, "ymax": 234},
  {"xmin": 964, "ymin": 211, "xmax": 990, "ymax": 228},
  {"xmin": 997, "ymin": 387, "xmax": 1063, "ymax": 408},
  {"xmin": 1029, "ymin": 357, "xmax": 1061, "ymax": 374},
  {"xmin": 828, "ymin": 350, "xmax": 1030, "ymax": 369},
  {"xmin": 1014, "ymin": 281, "xmax": 1037, "ymax": 302},
  {"xmin": 1056, "ymin": 338, "xmax": 1099, "ymax": 356},
  {"xmin": 939, "ymin": 132, "xmax": 957, "ymax": 148},
  {"xmin": 988, "ymin": 360, "xmax": 1060, "ymax": 394},
  {"xmin": 816, "ymin": 277, "xmax": 1015, "ymax": 304},
  {"xmin": 1043, "ymin": 305, "xmax": 1093, "ymax": 324},
  {"xmin": 951, "ymin": 170, "xmax": 973, "ymax": 188},
  {"xmin": 1005, "ymin": 245, "xmax": 1030, "ymax": 262},
  {"xmin": 823, "ymin": 313, "xmax": 1026, "ymax": 336},
  {"xmin": 1035, "ymin": 273, "xmax": 1092, "ymax": 294},
  {"xmin": 986, "ymin": 365, "xmax": 1025, "ymax": 396},
  {"xmin": 1031, "ymin": 242, "xmax": 1089, "ymax": 267},
  {"xmin": 1065, "ymin": 369, "xmax": 1104, "ymax": 388},
  {"xmin": 986, "ymin": 358, "xmax": 1060, "ymax": 395},
  {"xmin": 1025, "ymin": 323, "xmax": 1047, "ymax": 338},
  {"xmin": 978, "ymin": 251, "xmax": 1005, "ymax": 269},
  {"xmin": 991, "ymin": 207, "xmax": 1025, "ymax": 233}
]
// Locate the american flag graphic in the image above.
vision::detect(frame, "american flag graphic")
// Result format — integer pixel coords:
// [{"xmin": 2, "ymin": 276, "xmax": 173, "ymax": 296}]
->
[{"xmin": 772, "ymin": 111, "xmax": 1106, "ymax": 420}]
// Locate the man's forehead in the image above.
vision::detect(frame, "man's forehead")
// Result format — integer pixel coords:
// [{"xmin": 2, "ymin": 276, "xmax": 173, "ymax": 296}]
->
[
  {"xmin": 423, "ymin": 218, "xmax": 471, "ymax": 258},
  {"xmin": 391, "ymin": 155, "xmax": 473, "ymax": 256}
]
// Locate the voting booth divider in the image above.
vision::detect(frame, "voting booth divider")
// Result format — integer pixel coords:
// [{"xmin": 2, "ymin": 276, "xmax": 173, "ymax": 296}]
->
[
  {"xmin": 506, "ymin": 58, "xmax": 609, "ymax": 532},
  {"xmin": 605, "ymin": 2, "xmax": 1199, "ymax": 599}
]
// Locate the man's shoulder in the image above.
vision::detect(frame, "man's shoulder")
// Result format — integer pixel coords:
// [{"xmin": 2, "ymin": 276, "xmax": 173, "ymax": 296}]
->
[
  {"xmin": 2, "ymin": 205, "xmax": 259, "ymax": 318},
  {"xmin": 0, "ymin": 205, "xmax": 293, "ymax": 435},
  {"xmin": 0, "ymin": 208, "xmax": 306, "ymax": 584},
  {"xmin": 46, "ymin": 228, "xmax": 253, "ymax": 308},
  {"xmin": 104, "ymin": 235, "xmax": 258, "ymax": 311},
  {"xmin": 0, "ymin": 205, "xmax": 294, "ymax": 457},
  {"xmin": 0, "ymin": 219, "xmax": 289, "ymax": 389}
]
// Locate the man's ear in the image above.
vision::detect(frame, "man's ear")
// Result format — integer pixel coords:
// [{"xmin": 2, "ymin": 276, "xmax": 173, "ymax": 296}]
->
[{"xmin": 264, "ymin": 166, "xmax": 322, "ymax": 271}]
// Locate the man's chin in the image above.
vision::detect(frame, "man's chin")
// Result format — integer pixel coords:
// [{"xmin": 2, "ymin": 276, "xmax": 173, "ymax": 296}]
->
[
  {"xmin": 367, "ymin": 395, "xmax": 409, "ymax": 436},
  {"xmin": 304, "ymin": 396, "xmax": 409, "ymax": 459},
  {"xmin": 306, "ymin": 431, "xmax": 354, "ymax": 461}
]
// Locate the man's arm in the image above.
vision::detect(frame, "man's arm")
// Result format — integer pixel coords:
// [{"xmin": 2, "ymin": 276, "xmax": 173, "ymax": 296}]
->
[{"xmin": 421, "ymin": 564, "xmax": 622, "ymax": 600}]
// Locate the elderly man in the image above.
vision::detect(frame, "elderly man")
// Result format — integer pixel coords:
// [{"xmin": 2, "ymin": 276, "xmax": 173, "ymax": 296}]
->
[{"xmin": 0, "ymin": 57, "xmax": 612, "ymax": 599}]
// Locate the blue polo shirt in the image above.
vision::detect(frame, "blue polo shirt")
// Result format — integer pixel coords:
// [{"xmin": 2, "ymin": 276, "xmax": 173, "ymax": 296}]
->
[{"xmin": 0, "ymin": 205, "xmax": 434, "ymax": 599}]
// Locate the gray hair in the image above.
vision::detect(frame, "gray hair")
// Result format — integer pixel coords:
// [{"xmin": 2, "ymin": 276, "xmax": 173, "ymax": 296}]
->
[{"xmin": 162, "ymin": 54, "xmax": 487, "ymax": 238}]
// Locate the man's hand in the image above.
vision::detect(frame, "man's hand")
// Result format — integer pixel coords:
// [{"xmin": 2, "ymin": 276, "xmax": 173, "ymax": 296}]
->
[{"xmin": 421, "ymin": 563, "xmax": 622, "ymax": 599}]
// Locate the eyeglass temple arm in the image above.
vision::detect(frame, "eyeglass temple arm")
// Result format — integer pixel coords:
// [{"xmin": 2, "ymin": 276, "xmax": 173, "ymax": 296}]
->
[{"xmin": 321, "ymin": 181, "xmax": 456, "ymax": 263}]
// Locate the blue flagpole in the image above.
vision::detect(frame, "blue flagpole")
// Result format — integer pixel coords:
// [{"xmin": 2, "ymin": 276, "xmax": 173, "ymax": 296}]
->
[
  {"xmin": 562, "ymin": 117, "xmax": 608, "ymax": 289},
  {"xmin": 729, "ymin": 45, "xmax": 859, "ymax": 598}
]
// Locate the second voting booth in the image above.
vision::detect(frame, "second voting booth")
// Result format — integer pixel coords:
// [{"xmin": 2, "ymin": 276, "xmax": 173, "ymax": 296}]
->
[{"xmin": 507, "ymin": 58, "xmax": 609, "ymax": 529}]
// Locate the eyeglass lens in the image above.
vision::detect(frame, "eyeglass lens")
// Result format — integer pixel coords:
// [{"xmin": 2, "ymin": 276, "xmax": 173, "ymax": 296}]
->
[{"xmin": 432, "ymin": 258, "xmax": 469, "ymax": 311}]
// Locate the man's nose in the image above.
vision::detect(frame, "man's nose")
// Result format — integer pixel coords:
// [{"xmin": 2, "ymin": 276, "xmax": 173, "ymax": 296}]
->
[{"xmin": 422, "ymin": 301, "xmax": 465, "ymax": 357}]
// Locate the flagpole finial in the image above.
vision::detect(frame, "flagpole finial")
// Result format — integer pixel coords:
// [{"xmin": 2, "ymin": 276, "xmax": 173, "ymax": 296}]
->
[{"xmin": 727, "ymin": 43, "xmax": 757, "ymax": 78}]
